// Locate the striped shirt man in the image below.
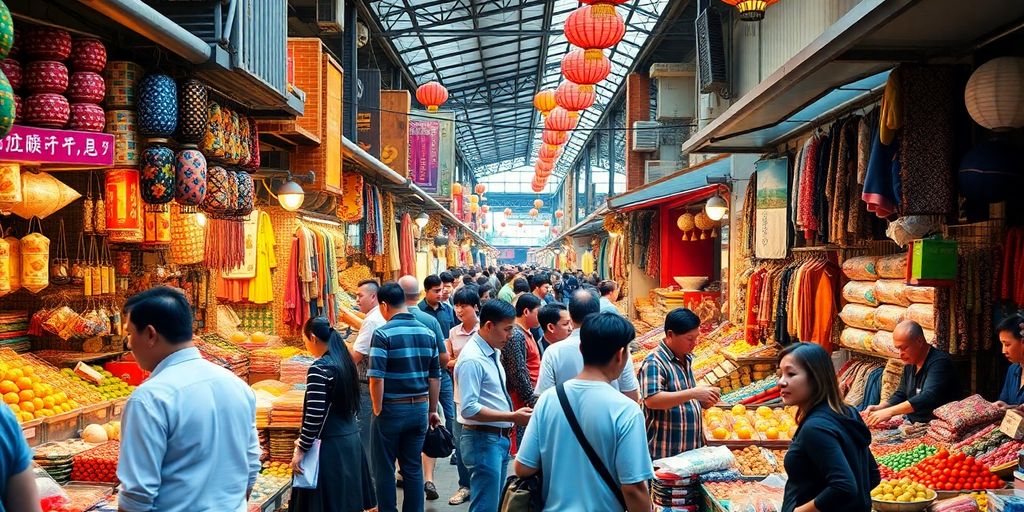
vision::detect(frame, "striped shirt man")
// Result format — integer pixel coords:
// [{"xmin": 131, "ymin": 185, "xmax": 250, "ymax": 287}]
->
[
  {"xmin": 368, "ymin": 312, "xmax": 441, "ymax": 399},
  {"xmin": 638, "ymin": 342, "xmax": 704, "ymax": 460}
]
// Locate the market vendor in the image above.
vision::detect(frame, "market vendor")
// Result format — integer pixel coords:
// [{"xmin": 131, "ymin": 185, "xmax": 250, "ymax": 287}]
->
[
  {"xmin": 994, "ymin": 313, "xmax": 1024, "ymax": 409},
  {"xmin": 638, "ymin": 308, "xmax": 721, "ymax": 460},
  {"xmin": 866, "ymin": 320, "xmax": 962, "ymax": 426}
]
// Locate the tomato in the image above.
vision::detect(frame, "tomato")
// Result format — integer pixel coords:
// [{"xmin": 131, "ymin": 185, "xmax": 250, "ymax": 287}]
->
[{"xmin": 964, "ymin": 456, "xmax": 975, "ymax": 466}]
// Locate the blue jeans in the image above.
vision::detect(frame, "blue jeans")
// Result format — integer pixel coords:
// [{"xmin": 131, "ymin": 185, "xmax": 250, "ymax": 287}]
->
[
  {"xmin": 450, "ymin": 410, "xmax": 471, "ymax": 488},
  {"xmin": 371, "ymin": 401, "xmax": 428, "ymax": 512},
  {"xmin": 440, "ymin": 372, "xmax": 456, "ymax": 431},
  {"xmin": 460, "ymin": 428, "xmax": 511, "ymax": 512},
  {"xmin": 358, "ymin": 382, "xmax": 373, "ymax": 460}
]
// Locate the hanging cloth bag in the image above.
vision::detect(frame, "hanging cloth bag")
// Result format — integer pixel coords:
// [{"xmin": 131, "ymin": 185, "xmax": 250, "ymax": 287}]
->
[{"xmin": 50, "ymin": 219, "xmax": 70, "ymax": 284}]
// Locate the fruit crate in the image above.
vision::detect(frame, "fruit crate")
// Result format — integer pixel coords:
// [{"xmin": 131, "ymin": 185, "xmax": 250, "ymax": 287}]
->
[
  {"xmin": 42, "ymin": 410, "xmax": 82, "ymax": 443},
  {"xmin": 21, "ymin": 418, "xmax": 44, "ymax": 447},
  {"xmin": 108, "ymin": 398, "xmax": 128, "ymax": 420},
  {"xmin": 81, "ymin": 402, "xmax": 112, "ymax": 427}
]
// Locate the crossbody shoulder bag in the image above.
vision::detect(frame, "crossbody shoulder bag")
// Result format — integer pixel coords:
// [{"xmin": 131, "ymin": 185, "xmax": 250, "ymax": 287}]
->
[{"xmin": 556, "ymin": 383, "xmax": 627, "ymax": 509}]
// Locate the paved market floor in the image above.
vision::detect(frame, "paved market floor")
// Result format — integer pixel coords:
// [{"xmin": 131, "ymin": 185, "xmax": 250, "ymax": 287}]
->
[{"xmin": 396, "ymin": 457, "xmax": 512, "ymax": 511}]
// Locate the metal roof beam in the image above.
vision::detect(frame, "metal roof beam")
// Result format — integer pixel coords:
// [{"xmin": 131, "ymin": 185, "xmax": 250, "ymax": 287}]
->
[
  {"xmin": 384, "ymin": 0, "xmax": 549, "ymax": 35},
  {"xmin": 385, "ymin": 29, "xmax": 560, "ymax": 36}
]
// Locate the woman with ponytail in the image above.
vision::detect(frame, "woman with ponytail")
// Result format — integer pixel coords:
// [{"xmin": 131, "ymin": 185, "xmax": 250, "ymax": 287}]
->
[{"xmin": 290, "ymin": 317, "xmax": 376, "ymax": 512}]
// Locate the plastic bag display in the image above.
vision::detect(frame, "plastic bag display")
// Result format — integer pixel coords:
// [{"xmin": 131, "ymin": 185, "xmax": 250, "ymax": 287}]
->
[
  {"xmin": 872, "ymin": 331, "xmax": 898, "ymax": 357},
  {"xmin": 875, "ymin": 279, "xmax": 911, "ymax": 307},
  {"xmin": 875, "ymin": 305, "xmax": 908, "ymax": 331},
  {"xmin": 34, "ymin": 465, "xmax": 70, "ymax": 511},
  {"xmin": 840, "ymin": 304, "xmax": 878, "ymax": 330},
  {"xmin": 840, "ymin": 328, "xmax": 876, "ymax": 351},
  {"xmin": 876, "ymin": 254, "xmax": 908, "ymax": 279},
  {"xmin": 906, "ymin": 303, "xmax": 935, "ymax": 330},
  {"xmin": 842, "ymin": 281, "xmax": 880, "ymax": 306},
  {"xmin": 842, "ymin": 255, "xmax": 880, "ymax": 280},
  {"xmin": 904, "ymin": 286, "xmax": 935, "ymax": 304},
  {"xmin": 652, "ymin": 445, "xmax": 735, "ymax": 475}
]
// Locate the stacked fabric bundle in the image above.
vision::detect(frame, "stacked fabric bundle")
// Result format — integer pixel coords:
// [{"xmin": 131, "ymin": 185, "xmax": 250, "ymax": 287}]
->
[
  {"xmin": 0, "ymin": 310, "xmax": 29, "ymax": 352},
  {"xmin": 650, "ymin": 471, "xmax": 700, "ymax": 511},
  {"xmin": 194, "ymin": 335, "xmax": 249, "ymax": 377},
  {"xmin": 270, "ymin": 389, "xmax": 304, "ymax": 428},
  {"xmin": 279, "ymin": 354, "xmax": 314, "ymax": 385},
  {"xmin": 927, "ymin": 394, "xmax": 1003, "ymax": 440},
  {"xmin": 249, "ymin": 346, "xmax": 301, "ymax": 375}
]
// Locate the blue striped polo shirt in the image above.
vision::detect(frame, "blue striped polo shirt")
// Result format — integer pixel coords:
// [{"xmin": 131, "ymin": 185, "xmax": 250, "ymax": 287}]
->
[{"xmin": 368, "ymin": 312, "xmax": 442, "ymax": 399}]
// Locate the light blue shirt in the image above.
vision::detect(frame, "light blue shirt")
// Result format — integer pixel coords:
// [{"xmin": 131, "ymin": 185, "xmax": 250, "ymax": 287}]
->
[
  {"xmin": 516, "ymin": 380, "xmax": 655, "ymax": 511},
  {"xmin": 454, "ymin": 334, "xmax": 514, "ymax": 428},
  {"xmin": 116, "ymin": 347, "xmax": 261, "ymax": 512},
  {"xmin": 599, "ymin": 297, "xmax": 621, "ymax": 315},
  {"xmin": 535, "ymin": 330, "xmax": 639, "ymax": 397}
]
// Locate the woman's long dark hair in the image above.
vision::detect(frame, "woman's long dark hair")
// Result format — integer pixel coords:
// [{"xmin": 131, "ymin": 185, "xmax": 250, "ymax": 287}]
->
[
  {"xmin": 778, "ymin": 342, "xmax": 847, "ymax": 424},
  {"xmin": 304, "ymin": 317, "xmax": 360, "ymax": 416}
]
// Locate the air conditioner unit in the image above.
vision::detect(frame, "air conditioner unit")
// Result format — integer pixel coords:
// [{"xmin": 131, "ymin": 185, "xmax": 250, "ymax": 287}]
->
[
  {"xmin": 656, "ymin": 74, "xmax": 696, "ymax": 121},
  {"xmin": 632, "ymin": 121, "xmax": 660, "ymax": 152},
  {"xmin": 645, "ymin": 160, "xmax": 682, "ymax": 182},
  {"xmin": 649, "ymin": 63, "xmax": 694, "ymax": 79},
  {"xmin": 698, "ymin": 92, "xmax": 732, "ymax": 131},
  {"xmin": 317, "ymin": 0, "xmax": 344, "ymax": 33},
  {"xmin": 695, "ymin": 8, "xmax": 728, "ymax": 95}
]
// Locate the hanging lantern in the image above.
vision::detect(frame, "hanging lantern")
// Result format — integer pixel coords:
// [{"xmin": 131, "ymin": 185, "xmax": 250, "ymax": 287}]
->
[
  {"xmin": 694, "ymin": 210, "xmax": 717, "ymax": 231},
  {"xmin": 470, "ymin": 203, "xmax": 480, "ymax": 214},
  {"xmin": 452, "ymin": 182, "xmax": 463, "ymax": 195},
  {"xmin": 0, "ymin": 237, "xmax": 9, "ymax": 296},
  {"xmin": 481, "ymin": 204, "xmax": 490, "ymax": 214},
  {"xmin": 555, "ymin": 209, "xmax": 564, "ymax": 219},
  {"xmin": 137, "ymin": 73, "xmax": 178, "ymax": 137},
  {"xmin": 538, "ymin": 144, "xmax": 562, "ymax": 162},
  {"xmin": 542, "ymin": 129, "xmax": 569, "ymax": 146},
  {"xmin": 534, "ymin": 89, "xmax": 557, "ymax": 116},
  {"xmin": 9, "ymin": 171, "xmax": 81, "ymax": 220},
  {"xmin": 545, "ymin": 106, "xmax": 578, "ymax": 131},
  {"xmin": 555, "ymin": 80, "xmax": 596, "ymax": 113},
  {"xmin": 174, "ymin": 146, "xmax": 207, "ymax": 211},
  {"xmin": 202, "ymin": 101, "xmax": 226, "ymax": 158},
  {"xmin": 475, "ymin": 183, "xmax": 487, "ymax": 195},
  {"xmin": 529, "ymin": 208, "xmax": 539, "ymax": 217},
  {"xmin": 517, "ymin": 221, "xmax": 524, "ymax": 228},
  {"xmin": 234, "ymin": 171, "xmax": 254, "ymax": 217},
  {"xmin": 416, "ymin": 81, "xmax": 448, "ymax": 112},
  {"xmin": 469, "ymin": 194, "xmax": 479, "ymax": 204},
  {"xmin": 720, "ymin": 0, "xmax": 780, "ymax": 21},
  {"xmin": 105, "ymin": 169, "xmax": 143, "ymax": 241},
  {"xmin": 481, "ymin": 223, "xmax": 489, "ymax": 230},
  {"xmin": 676, "ymin": 212, "xmax": 695, "ymax": 232},
  {"xmin": 536, "ymin": 160, "xmax": 554, "ymax": 173},
  {"xmin": 531, "ymin": 181, "xmax": 545, "ymax": 193},
  {"xmin": 0, "ymin": 163, "xmax": 21, "ymax": 213},
  {"xmin": 565, "ymin": 4, "xmax": 626, "ymax": 49},
  {"xmin": 140, "ymin": 142, "xmax": 175, "ymax": 211},
  {"xmin": 534, "ymin": 199, "xmax": 544, "ymax": 209},
  {"xmin": 20, "ymin": 231, "xmax": 49, "ymax": 294},
  {"xmin": 561, "ymin": 49, "xmax": 611, "ymax": 92},
  {"xmin": 179, "ymin": 79, "xmax": 209, "ymax": 144},
  {"xmin": 543, "ymin": 220, "xmax": 551, "ymax": 227},
  {"xmin": 201, "ymin": 166, "xmax": 233, "ymax": 216},
  {"xmin": 965, "ymin": 57, "xmax": 1024, "ymax": 131},
  {"xmin": 504, "ymin": 207, "xmax": 512, "ymax": 216}
]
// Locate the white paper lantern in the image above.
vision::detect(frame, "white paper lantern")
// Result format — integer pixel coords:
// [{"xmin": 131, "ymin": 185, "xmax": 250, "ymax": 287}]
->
[{"xmin": 965, "ymin": 57, "xmax": 1024, "ymax": 131}]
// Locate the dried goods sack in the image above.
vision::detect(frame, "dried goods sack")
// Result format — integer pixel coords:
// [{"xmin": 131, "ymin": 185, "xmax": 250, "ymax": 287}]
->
[
  {"xmin": 922, "ymin": 329, "xmax": 937, "ymax": 346},
  {"xmin": 840, "ymin": 303, "xmax": 878, "ymax": 330},
  {"xmin": 843, "ymin": 281, "xmax": 880, "ymax": 306},
  {"xmin": 904, "ymin": 285, "xmax": 936, "ymax": 304},
  {"xmin": 875, "ymin": 305, "xmax": 908, "ymax": 331},
  {"xmin": 871, "ymin": 331, "xmax": 898, "ymax": 357},
  {"xmin": 875, "ymin": 279, "xmax": 911, "ymax": 306},
  {"xmin": 840, "ymin": 328, "xmax": 875, "ymax": 351},
  {"xmin": 842, "ymin": 255, "xmax": 880, "ymax": 281},
  {"xmin": 877, "ymin": 254, "xmax": 908, "ymax": 279},
  {"xmin": 905, "ymin": 303, "xmax": 935, "ymax": 330}
]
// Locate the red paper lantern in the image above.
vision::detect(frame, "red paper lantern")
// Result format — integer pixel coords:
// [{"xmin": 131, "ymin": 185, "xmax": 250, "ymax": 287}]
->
[
  {"xmin": 535, "ymin": 160, "xmax": 554, "ymax": 173},
  {"xmin": 545, "ymin": 107, "xmax": 578, "ymax": 131},
  {"xmin": 538, "ymin": 144, "xmax": 562, "ymax": 161},
  {"xmin": 534, "ymin": 199, "xmax": 544, "ymax": 209},
  {"xmin": 552, "ymin": 227, "xmax": 560, "ymax": 235},
  {"xmin": 500, "ymin": 222, "xmax": 506, "ymax": 228},
  {"xmin": 536, "ymin": 168, "xmax": 553, "ymax": 179},
  {"xmin": 719, "ymin": 0, "xmax": 780, "ymax": 21},
  {"xmin": 564, "ymin": 4, "xmax": 626, "ymax": 50},
  {"xmin": 555, "ymin": 209, "xmax": 564, "ymax": 219},
  {"xmin": 475, "ymin": 183, "xmax": 487, "ymax": 195},
  {"xmin": 529, "ymin": 208, "xmax": 539, "ymax": 217},
  {"xmin": 517, "ymin": 221, "xmax": 524, "ymax": 228},
  {"xmin": 534, "ymin": 89, "xmax": 557, "ymax": 116},
  {"xmin": 504, "ymin": 207, "xmax": 512, "ymax": 216},
  {"xmin": 561, "ymin": 49, "xmax": 611, "ymax": 91},
  {"xmin": 542, "ymin": 129, "xmax": 569, "ymax": 146},
  {"xmin": 543, "ymin": 220, "xmax": 551, "ymax": 227},
  {"xmin": 531, "ymin": 183, "xmax": 545, "ymax": 193},
  {"xmin": 416, "ymin": 81, "xmax": 448, "ymax": 112},
  {"xmin": 555, "ymin": 81, "xmax": 596, "ymax": 113}
]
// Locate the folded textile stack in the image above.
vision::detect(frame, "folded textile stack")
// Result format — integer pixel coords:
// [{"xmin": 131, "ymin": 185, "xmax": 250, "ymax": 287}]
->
[
  {"xmin": 928, "ymin": 394, "xmax": 1003, "ymax": 440},
  {"xmin": 650, "ymin": 471, "xmax": 700, "ymax": 511},
  {"xmin": 280, "ymin": 355, "xmax": 314, "ymax": 385},
  {"xmin": 254, "ymin": 390, "xmax": 274, "ymax": 429},
  {"xmin": 268, "ymin": 429, "xmax": 298, "ymax": 462},
  {"xmin": 270, "ymin": 389, "xmax": 305, "ymax": 428},
  {"xmin": 195, "ymin": 335, "xmax": 250, "ymax": 377},
  {"xmin": 0, "ymin": 311, "xmax": 30, "ymax": 352}
]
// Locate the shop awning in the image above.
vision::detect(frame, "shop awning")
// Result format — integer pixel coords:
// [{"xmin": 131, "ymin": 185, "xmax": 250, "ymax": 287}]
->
[
  {"xmin": 683, "ymin": 0, "xmax": 1024, "ymax": 154},
  {"xmin": 608, "ymin": 155, "xmax": 731, "ymax": 212}
]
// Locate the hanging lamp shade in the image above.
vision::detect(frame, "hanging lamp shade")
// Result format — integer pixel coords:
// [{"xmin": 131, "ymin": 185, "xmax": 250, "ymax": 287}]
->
[
  {"xmin": 0, "ymin": 163, "xmax": 21, "ymax": 213},
  {"xmin": 964, "ymin": 57, "xmax": 1024, "ymax": 131},
  {"xmin": 555, "ymin": 209, "xmax": 564, "ymax": 219},
  {"xmin": 234, "ymin": 171, "xmax": 254, "ymax": 217},
  {"xmin": 531, "ymin": 181, "xmax": 545, "ymax": 193},
  {"xmin": 469, "ymin": 203, "xmax": 479, "ymax": 214},
  {"xmin": 469, "ymin": 194, "xmax": 479, "ymax": 203},
  {"xmin": 564, "ymin": 4, "xmax": 625, "ymax": 50},
  {"xmin": 535, "ymin": 159, "xmax": 554, "ymax": 173},
  {"xmin": 542, "ymin": 129, "xmax": 569, "ymax": 146},
  {"xmin": 504, "ymin": 207, "xmax": 512, "ymax": 216},
  {"xmin": 533, "ymin": 89, "xmax": 557, "ymax": 116},
  {"xmin": 538, "ymin": 144, "xmax": 562, "ymax": 161},
  {"xmin": 9, "ymin": 171, "xmax": 81, "ymax": 220},
  {"xmin": 555, "ymin": 80, "xmax": 596, "ymax": 113},
  {"xmin": 534, "ymin": 199, "xmax": 544, "ymax": 209},
  {"xmin": 529, "ymin": 208, "xmax": 538, "ymax": 217},
  {"xmin": 452, "ymin": 182, "xmax": 463, "ymax": 195},
  {"xmin": 720, "ymin": 0, "xmax": 780, "ymax": 21},
  {"xmin": 416, "ymin": 81, "xmax": 448, "ymax": 112},
  {"xmin": 561, "ymin": 49, "xmax": 611, "ymax": 91},
  {"xmin": 140, "ymin": 142, "xmax": 176, "ymax": 210},
  {"xmin": 545, "ymin": 107, "xmax": 578, "ymax": 131},
  {"xmin": 174, "ymin": 147, "xmax": 207, "ymax": 209},
  {"xmin": 676, "ymin": 212, "xmax": 695, "ymax": 232},
  {"xmin": 137, "ymin": 74, "xmax": 178, "ymax": 137},
  {"xmin": 475, "ymin": 183, "xmax": 486, "ymax": 195}
]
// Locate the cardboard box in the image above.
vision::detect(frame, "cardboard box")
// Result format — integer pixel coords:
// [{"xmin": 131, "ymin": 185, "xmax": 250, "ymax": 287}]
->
[
  {"xmin": 1001, "ymin": 410, "xmax": 1024, "ymax": 440},
  {"xmin": 911, "ymin": 239, "xmax": 957, "ymax": 280}
]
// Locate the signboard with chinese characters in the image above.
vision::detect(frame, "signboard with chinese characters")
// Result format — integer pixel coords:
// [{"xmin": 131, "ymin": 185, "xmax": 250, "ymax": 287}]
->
[
  {"xmin": 408, "ymin": 110, "xmax": 454, "ymax": 197},
  {"xmin": 0, "ymin": 125, "xmax": 114, "ymax": 166},
  {"xmin": 356, "ymin": 69, "xmax": 381, "ymax": 159}
]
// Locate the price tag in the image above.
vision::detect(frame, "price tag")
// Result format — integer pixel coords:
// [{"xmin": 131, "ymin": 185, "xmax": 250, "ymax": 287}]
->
[{"xmin": 22, "ymin": 427, "xmax": 36, "ymax": 441}]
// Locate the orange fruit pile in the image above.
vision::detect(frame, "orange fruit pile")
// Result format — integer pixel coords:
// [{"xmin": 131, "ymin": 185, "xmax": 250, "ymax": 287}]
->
[{"xmin": 0, "ymin": 361, "xmax": 78, "ymax": 422}]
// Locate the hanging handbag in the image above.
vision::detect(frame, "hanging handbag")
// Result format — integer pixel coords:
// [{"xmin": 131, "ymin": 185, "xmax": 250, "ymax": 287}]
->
[
  {"xmin": 556, "ymin": 383, "xmax": 627, "ymax": 509},
  {"xmin": 71, "ymin": 231, "xmax": 85, "ymax": 286},
  {"xmin": 292, "ymin": 403, "xmax": 330, "ymax": 490},
  {"xmin": 50, "ymin": 219, "xmax": 69, "ymax": 284}
]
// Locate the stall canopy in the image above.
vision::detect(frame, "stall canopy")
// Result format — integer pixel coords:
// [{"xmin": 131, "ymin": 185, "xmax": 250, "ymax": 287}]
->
[
  {"xmin": 609, "ymin": 155, "xmax": 731, "ymax": 212},
  {"xmin": 683, "ymin": 0, "xmax": 1024, "ymax": 154}
]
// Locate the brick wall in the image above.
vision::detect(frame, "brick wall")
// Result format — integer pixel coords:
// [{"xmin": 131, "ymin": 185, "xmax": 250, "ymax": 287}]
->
[
  {"xmin": 625, "ymin": 72, "xmax": 651, "ymax": 191},
  {"xmin": 289, "ymin": 38, "xmax": 323, "ymax": 140}
]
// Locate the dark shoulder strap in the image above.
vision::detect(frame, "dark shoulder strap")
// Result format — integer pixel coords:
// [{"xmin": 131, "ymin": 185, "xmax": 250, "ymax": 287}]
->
[{"xmin": 556, "ymin": 383, "xmax": 627, "ymax": 508}]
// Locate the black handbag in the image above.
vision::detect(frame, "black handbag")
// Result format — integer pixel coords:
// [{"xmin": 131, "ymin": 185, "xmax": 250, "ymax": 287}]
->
[
  {"xmin": 422, "ymin": 424, "xmax": 456, "ymax": 458},
  {"xmin": 500, "ymin": 471, "xmax": 544, "ymax": 512}
]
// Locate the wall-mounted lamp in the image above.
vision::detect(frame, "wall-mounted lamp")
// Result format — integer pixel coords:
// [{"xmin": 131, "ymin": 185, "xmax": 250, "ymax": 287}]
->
[
  {"xmin": 705, "ymin": 194, "xmax": 728, "ymax": 221},
  {"xmin": 260, "ymin": 170, "xmax": 315, "ymax": 212},
  {"xmin": 415, "ymin": 212, "xmax": 430, "ymax": 229}
]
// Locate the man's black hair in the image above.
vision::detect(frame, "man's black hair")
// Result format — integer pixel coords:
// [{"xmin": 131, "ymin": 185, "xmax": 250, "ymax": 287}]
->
[
  {"xmin": 424, "ymin": 274, "xmax": 442, "ymax": 290},
  {"xmin": 529, "ymin": 272, "xmax": 550, "ymax": 291},
  {"xmin": 358, "ymin": 279, "xmax": 380, "ymax": 293},
  {"xmin": 665, "ymin": 308, "xmax": 701, "ymax": 335},
  {"xmin": 478, "ymin": 284, "xmax": 494, "ymax": 300},
  {"xmin": 453, "ymin": 286, "xmax": 480, "ymax": 307},
  {"xmin": 513, "ymin": 277, "xmax": 530, "ymax": 294},
  {"xmin": 480, "ymin": 299, "xmax": 515, "ymax": 327},
  {"xmin": 377, "ymin": 282, "xmax": 406, "ymax": 308},
  {"xmin": 515, "ymin": 293, "xmax": 542, "ymax": 317},
  {"xmin": 439, "ymin": 271, "xmax": 454, "ymax": 284},
  {"xmin": 463, "ymin": 275, "xmax": 475, "ymax": 286},
  {"xmin": 568, "ymin": 287, "xmax": 600, "ymax": 325},
  {"xmin": 538, "ymin": 303, "xmax": 567, "ymax": 332},
  {"xmin": 476, "ymin": 275, "xmax": 489, "ymax": 287},
  {"xmin": 124, "ymin": 286, "xmax": 194, "ymax": 344},
  {"xmin": 598, "ymin": 279, "xmax": 618, "ymax": 297},
  {"xmin": 580, "ymin": 311, "xmax": 635, "ymax": 367}
]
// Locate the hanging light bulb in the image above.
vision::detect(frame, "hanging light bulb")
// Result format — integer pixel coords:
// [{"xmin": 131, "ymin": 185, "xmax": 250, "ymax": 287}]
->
[
  {"xmin": 415, "ymin": 212, "xmax": 429, "ymax": 229},
  {"xmin": 276, "ymin": 180, "xmax": 305, "ymax": 211},
  {"xmin": 705, "ymin": 194, "xmax": 728, "ymax": 221},
  {"xmin": 195, "ymin": 212, "xmax": 207, "ymax": 227}
]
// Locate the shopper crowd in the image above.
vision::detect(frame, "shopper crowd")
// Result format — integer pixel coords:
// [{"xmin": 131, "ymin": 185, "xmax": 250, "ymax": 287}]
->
[{"xmin": 5, "ymin": 266, "xmax": 1017, "ymax": 512}]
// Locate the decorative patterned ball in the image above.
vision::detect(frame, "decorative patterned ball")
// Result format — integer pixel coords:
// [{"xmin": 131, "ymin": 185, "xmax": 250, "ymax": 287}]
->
[
  {"xmin": 24, "ymin": 93, "xmax": 69, "ymax": 128},
  {"xmin": 0, "ymin": 2, "xmax": 13, "ymax": 60},
  {"xmin": 66, "ymin": 72, "xmax": 105, "ymax": 103},
  {"xmin": 137, "ymin": 73, "xmax": 178, "ymax": 137},
  {"xmin": 23, "ymin": 26, "xmax": 72, "ymax": 61},
  {"xmin": 174, "ymin": 147, "xmax": 207, "ymax": 207},
  {"xmin": 24, "ymin": 60, "xmax": 68, "ymax": 94},
  {"xmin": 70, "ymin": 38, "xmax": 107, "ymax": 73},
  {"xmin": 67, "ymin": 103, "xmax": 105, "ymax": 132},
  {"xmin": 0, "ymin": 59, "xmax": 21, "ymax": 91},
  {"xmin": 140, "ymin": 143, "xmax": 176, "ymax": 205}
]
